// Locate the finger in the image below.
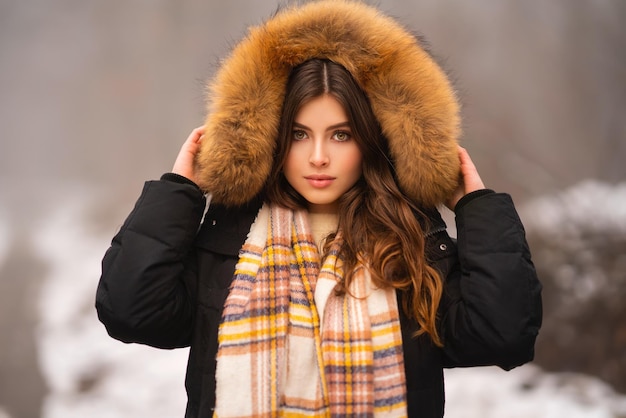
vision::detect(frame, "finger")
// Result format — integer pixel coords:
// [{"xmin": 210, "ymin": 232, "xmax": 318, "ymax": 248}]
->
[
  {"xmin": 459, "ymin": 146, "xmax": 479, "ymax": 177},
  {"xmin": 458, "ymin": 146, "xmax": 474, "ymax": 168},
  {"xmin": 187, "ymin": 126, "xmax": 205, "ymax": 144}
]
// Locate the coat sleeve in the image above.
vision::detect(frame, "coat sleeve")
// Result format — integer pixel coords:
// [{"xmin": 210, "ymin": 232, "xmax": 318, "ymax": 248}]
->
[
  {"xmin": 95, "ymin": 175, "xmax": 206, "ymax": 349},
  {"xmin": 438, "ymin": 192, "xmax": 542, "ymax": 370}
]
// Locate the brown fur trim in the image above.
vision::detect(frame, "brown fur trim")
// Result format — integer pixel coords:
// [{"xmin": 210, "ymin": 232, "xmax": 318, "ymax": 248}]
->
[{"xmin": 196, "ymin": 0, "xmax": 460, "ymax": 207}]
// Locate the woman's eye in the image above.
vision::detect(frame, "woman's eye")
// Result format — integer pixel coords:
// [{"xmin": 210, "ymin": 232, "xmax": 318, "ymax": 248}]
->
[
  {"xmin": 333, "ymin": 131, "xmax": 351, "ymax": 142},
  {"xmin": 293, "ymin": 130, "xmax": 307, "ymax": 141}
]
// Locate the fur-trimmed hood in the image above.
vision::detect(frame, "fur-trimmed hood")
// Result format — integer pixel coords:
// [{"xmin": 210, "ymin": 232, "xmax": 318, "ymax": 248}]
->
[{"xmin": 196, "ymin": 0, "xmax": 461, "ymax": 208}]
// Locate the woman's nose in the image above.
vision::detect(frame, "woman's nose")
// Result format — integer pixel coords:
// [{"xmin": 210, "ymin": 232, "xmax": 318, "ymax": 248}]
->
[{"xmin": 309, "ymin": 139, "xmax": 329, "ymax": 167}]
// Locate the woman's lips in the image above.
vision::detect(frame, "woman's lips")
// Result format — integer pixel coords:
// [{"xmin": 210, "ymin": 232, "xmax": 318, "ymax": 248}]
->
[{"xmin": 305, "ymin": 175, "xmax": 335, "ymax": 188}]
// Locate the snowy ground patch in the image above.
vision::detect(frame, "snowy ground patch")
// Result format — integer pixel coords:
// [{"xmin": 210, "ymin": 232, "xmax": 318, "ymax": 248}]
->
[
  {"xmin": 33, "ymin": 190, "xmax": 188, "ymax": 418},
  {"xmin": 445, "ymin": 365, "xmax": 626, "ymax": 418},
  {"xmin": 520, "ymin": 180, "xmax": 626, "ymax": 237}
]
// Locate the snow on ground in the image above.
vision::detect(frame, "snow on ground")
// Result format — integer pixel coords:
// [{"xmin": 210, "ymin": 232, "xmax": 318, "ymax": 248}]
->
[
  {"xmin": 519, "ymin": 179, "xmax": 626, "ymax": 307},
  {"xmin": 30, "ymin": 182, "xmax": 626, "ymax": 417},
  {"xmin": 33, "ymin": 189, "xmax": 188, "ymax": 418},
  {"xmin": 444, "ymin": 365, "xmax": 626, "ymax": 418},
  {"xmin": 520, "ymin": 179, "xmax": 626, "ymax": 237}
]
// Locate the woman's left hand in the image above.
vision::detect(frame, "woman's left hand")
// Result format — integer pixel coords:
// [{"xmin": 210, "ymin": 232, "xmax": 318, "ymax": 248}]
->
[{"xmin": 446, "ymin": 146, "xmax": 486, "ymax": 210}]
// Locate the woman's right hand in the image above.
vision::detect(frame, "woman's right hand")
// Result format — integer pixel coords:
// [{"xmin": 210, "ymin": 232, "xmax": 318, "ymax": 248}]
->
[{"xmin": 172, "ymin": 127, "xmax": 204, "ymax": 184}]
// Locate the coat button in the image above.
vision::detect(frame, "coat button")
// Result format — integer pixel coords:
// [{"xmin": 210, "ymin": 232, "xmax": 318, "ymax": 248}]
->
[
  {"xmin": 439, "ymin": 243, "xmax": 447, "ymax": 251},
  {"xmin": 212, "ymin": 219, "xmax": 217, "ymax": 226}
]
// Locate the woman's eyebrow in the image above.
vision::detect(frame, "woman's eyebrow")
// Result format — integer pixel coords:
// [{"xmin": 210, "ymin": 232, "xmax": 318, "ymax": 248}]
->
[{"xmin": 293, "ymin": 121, "xmax": 351, "ymax": 131}]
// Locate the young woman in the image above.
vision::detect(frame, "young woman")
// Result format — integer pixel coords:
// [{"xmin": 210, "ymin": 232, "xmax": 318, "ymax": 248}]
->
[{"xmin": 96, "ymin": 2, "xmax": 542, "ymax": 417}]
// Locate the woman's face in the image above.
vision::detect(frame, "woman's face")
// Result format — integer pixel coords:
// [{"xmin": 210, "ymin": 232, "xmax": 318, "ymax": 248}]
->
[{"xmin": 284, "ymin": 94, "xmax": 363, "ymax": 214}]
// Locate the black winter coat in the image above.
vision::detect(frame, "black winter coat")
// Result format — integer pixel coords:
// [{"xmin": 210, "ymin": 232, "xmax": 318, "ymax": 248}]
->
[{"xmin": 96, "ymin": 175, "xmax": 542, "ymax": 417}]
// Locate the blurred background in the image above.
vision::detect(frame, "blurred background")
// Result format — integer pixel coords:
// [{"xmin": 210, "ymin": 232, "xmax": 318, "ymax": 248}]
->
[{"xmin": 1, "ymin": 0, "xmax": 625, "ymax": 417}]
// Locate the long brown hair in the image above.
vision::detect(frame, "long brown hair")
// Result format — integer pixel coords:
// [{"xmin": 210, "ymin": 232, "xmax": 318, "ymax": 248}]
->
[{"xmin": 265, "ymin": 59, "xmax": 444, "ymax": 346}]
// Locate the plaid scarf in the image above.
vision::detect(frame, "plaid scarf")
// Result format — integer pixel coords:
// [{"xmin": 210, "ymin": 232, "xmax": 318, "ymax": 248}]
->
[{"xmin": 214, "ymin": 204, "xmax": 407, "ymax": 417}]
